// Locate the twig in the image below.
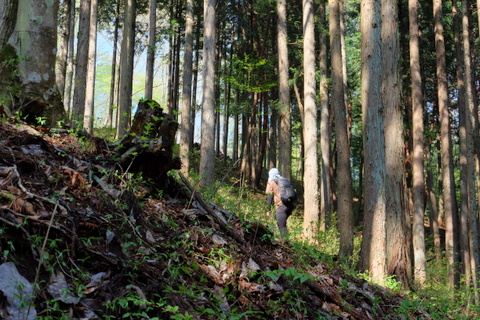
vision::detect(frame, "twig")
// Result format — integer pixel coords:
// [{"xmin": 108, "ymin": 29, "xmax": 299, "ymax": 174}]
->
[{"xmin": 34, "ymin": 198, "xmax": 60, "ymax": 288}]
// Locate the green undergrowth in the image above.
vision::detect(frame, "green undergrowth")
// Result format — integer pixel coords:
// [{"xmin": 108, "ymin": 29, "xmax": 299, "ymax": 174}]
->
[{"xmin": 187, "ymin": 163, "xmax": 480, "ymax": 320}]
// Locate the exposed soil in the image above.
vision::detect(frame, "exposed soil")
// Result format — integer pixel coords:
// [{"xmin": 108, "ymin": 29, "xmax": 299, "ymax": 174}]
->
[{"xmin": 0, "ymin": 120, "xmax": 433, "ymax": 319}]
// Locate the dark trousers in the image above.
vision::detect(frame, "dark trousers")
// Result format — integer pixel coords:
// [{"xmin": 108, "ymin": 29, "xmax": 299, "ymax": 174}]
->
[{"xmin": 276, "ymin": 204, "xmax": 294, "ymax": 235}]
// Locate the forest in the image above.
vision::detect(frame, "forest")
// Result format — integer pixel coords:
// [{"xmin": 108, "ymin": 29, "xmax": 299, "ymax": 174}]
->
[{"xmin": 1, "ymin": 0, "xmax": 480, "ymax": 318}]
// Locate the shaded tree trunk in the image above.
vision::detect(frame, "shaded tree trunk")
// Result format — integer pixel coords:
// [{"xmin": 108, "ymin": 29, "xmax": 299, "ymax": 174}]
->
[
  {"xmin": 319, "ymin": 0, "xmax": 331, "ymax": 232},
  {"xmin": 0, "ymin": 0, "xmax": 18, "ymax": 48},
  {"xmin": 145, "ymin": 0, "xmax": 156, "ymax": 100},
  {"xmin": 63, "ymin": 0, "xmax": 76, "ymax": 117},
  {"xmin": 56, "ymin": 0, "xmax": 72, "ymax": 98},
  {"xmin": 117, "ymin": 0, "xmax": 136, "ymax": 138},
  {"xmin": 330, "ymin": 0, "xmax": 353, "ymax": 257},
  {"xmin": 433, "ymin": 0, "xmax": 460, "ymax": 289},
  {"xmin": 180, "ymin": 0, "xmax": 194, "ymax": 176},
  {"xmin": 104, "ymin": 1, "xmax": 119, "ymax": 128}
]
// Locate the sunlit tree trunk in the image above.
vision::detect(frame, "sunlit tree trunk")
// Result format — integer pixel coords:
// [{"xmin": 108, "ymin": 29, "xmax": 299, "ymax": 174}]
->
[
  {"xmin": 199, "ymin": 0, "xmax": 216, "ymax": 187},
  {"xmin": 358, "ymin": 0, "xmax": 387, "ymax": 282},
  {"xmin": 117, "ymin": 0, "xmax": 136, "ymax": 138},
  {"xmin": 383, "ymin": 0, "xmax": 410, "ymax": 288},
  {"xmin": 302, "ymin": 0, "xmax": 319, "ymax": 242},
  {"xmin": 409, "ymin": 0, "xmax": 426, "ymax": 287},
  {"xmin": 277, "ymin": 0, "xmax": 292, "ymax": 180},
  {"xmin": 84, "ymin": 0, "xmax": 98, "ymax": 133},
  {"xmin": 145, "ymin": 0, "xmax": 156, "ymax": 100},
  {"xmin": 433, "ymin": 0, "xmax": 460, "ymax": 289},
  {"xmin": 330, "ymin": 0, "xmax": 353, "ymax": 257},
  {"xmin": 180, "ymin": 0, "xmax": 194, "ymax": 176},
  {"xmin": 72, "ymin": 0, "xmax": 91, "ymax": 127},
  {"xmin": 318, "ymin": 1, "xmax": 331, "ymax": 232}
]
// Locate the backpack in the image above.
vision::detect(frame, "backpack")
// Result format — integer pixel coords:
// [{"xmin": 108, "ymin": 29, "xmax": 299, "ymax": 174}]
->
[{"xmin": 275, "ymin": 177, "xmax": 297, "ymax": 205}]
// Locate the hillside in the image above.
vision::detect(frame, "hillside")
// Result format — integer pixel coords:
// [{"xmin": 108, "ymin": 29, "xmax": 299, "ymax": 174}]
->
[{"xmin": 0, "ymin": 119, "xmax": 433, "ymax": 319}]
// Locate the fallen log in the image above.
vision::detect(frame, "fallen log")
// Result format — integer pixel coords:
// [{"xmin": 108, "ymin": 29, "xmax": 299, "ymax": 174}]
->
[{"xmin": 178, "ymin": 172, "xmax": 246, "ymax": 246}]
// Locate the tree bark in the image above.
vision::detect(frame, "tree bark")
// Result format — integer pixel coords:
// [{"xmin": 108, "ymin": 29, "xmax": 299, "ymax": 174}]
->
[
  {"xmin": 277, "ymin": 0, "xmax": 292, "ymax": 180},
  {"xmin": 180, "ymin": 0, "xmax": 194, "ymax": 176},
  {"xmin": 117, "ymin": 0, "xmax": 136, "ymax": 138},
  {"xmin": 56, "ymin": 0, "xmax": 71, "ymax": 98},
  {"xmin": 63, "ymin": 0, "xmax": 76, "ymax": 117},
  {"xmin": 330, "ymin": 0, "xmax": 353, "ymax": 257},
  {"xmin": 0, "ymin": 0, "xmax": 17, "ymax": 48},
  {"xmin": 72, "ymin": 0, "xmax": 91, "ymax": 127},
  {"xmin": 199, "ymin": 0, "xmax": 216, "ymax": 187},
  {"xmin": 302, "ymin": 0, "xmax": 319, "ymax": 243},
  {"xmin": 319, "ymin": 0, "xmax": 331, "ymax": 232},
  {"xmin": 433, "ymin": 0, "xmax": 460, "ymax": 289},
  {"xmin": 382, "ymin": 0, "xmax": 411, "ymax": 288},
  {"xmin": 105, "ymin": 1, "xmax": 120, "ymax": 128},
  {"xmin": 8, "ymin": 0, "xmax": 64, "ymax": 126},
  {"xmin": 84, "ymin": 0, "xmax": 98, "ymax": 133},
  {"xmin": 409, "ymin": 0, "xmax": 426, "ymax": 286},
  {"xmin": 145, "ymin": 0, "xmax": 156, "ymax": 100},
  {"xmin": 358, "ymin": 0, "xmax": 387, "ymax": 282}
]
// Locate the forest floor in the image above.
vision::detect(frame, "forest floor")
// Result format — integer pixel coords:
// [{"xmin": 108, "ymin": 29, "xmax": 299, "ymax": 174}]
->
[{"xmin": 0, "ymin": 119, "xmax": 437, "ymax": 319}]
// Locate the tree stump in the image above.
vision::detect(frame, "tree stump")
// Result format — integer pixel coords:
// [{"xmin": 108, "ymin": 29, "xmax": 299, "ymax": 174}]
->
[{"xmin": 114, "ymin": 99, "xmax": 181, "ymax": 189}]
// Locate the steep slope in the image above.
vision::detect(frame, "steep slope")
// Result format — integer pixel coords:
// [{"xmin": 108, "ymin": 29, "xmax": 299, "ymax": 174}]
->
[{"xmin": 0, "ymin": 120, "xmax": 431, "ymax": 319}]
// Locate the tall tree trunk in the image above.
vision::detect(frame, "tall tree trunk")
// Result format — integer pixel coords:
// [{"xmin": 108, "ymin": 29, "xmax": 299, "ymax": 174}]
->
[
  {"xmin": 460, "ymin": 0, "xmax": 479, "ymax": 301},
  {"xmin": 409, "ymin": 0, "xmax": 426, "ymax": 286},
  {"xmin": 383, "ymin": 0, "xmax": 411, "ymax": 288},
  {"xmin": 425, "ymin": 137, "xmax": 442, "ymax": 261},
  {"xmin": 433, "ymin": 0, "xmax": 460, "ymax": 289},
  {"xmin": 105, "ymin": 1, "xmax": 119, "ymax": 128},
  {"xmin": 302, "ymin": 0, "xmax": 319, "ymax": 242},
  {"xmin": 180, "ymin": 0, "xmax": 194, "ymax": 176},
  {"xmin": 319, "ymin": 0, "xmax": 331, "ymax": 232},
  {"xmin": 8, "ymin": 0, "xmax": 64, "ymax": 126},
  {"xmin": 0, "ymin": 0, "xmax": 18, "ymax": 48},
  {"xmin": 358, "ymin": 0, "xmax": 387, "ymax": 282},
  {"xmin": 117, "ymin": 0, "xmax": 136, "ymax": 138},
  {"xmin": 199, "ymin": 0, "xmax": 216, "ymax": 187},
  {"xmin": 145, "ymin": 0, "xmax": 156, "ymax": 100},
  {"xmin": 63, "ymin": 0, "xmax": 76, "ymax": 117},
  {"xmin": 56, "ymin": 0, "xmax": 71, "ymax": 98},
  {"xmin": 191, "ymin": 26, "xmax": 201, "ymax": 147},
  {"xmin": 84, "ymin": 0, "xmax": 98, "ymax": 133},
  {"xmin": 72, "ymin": 0, "xmax": 91, "ymax": 127},
  {"xmin": 233, "ymin": 91, "xmax": 240, "ymax": 162},
  {"xmin": 452, "ymin": 0, "xmax": 470, "ymax": 285},
  {"xmin": 330, "ymin": 0, "xmax": 353, "ymax": 257},
  {"xmin": 277, "ymin": 0, "xmax": 292, "ymax": 180}
]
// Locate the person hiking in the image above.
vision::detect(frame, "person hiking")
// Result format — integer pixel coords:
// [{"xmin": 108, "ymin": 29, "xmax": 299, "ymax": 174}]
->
[{"xmin": 265, "ymin": 168, "xmax": 296, "ymax": 237}]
